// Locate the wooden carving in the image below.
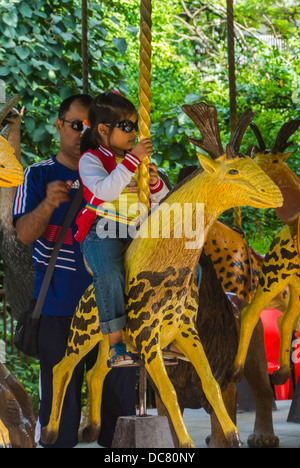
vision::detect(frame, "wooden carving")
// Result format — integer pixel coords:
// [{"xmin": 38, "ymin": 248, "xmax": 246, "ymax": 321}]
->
[
  {"xmin": 0, "ymin": 96, "xmax": 36, "ymax": 448},
  {"xmin": 204, "ymin": 119, "xmax": 300, "ymax": 306},
  {"xmin": 0, "ymin": 363, "xmax": 36, "ymax": 448},
  {"xmin": 41, "ymin": 103, "xmax": 283, "ymax": 448},
  {"xmin": 230, "ymin": 120, "xmax": 300, "ymax": 385},
  {"xmin": 0, "ymin": 95, "xmax": 24, "ymax": 187},
  {"xmin": 0, "ymin": 101, "xmax": 35, "ymax": 321},
  {"xmin": 181, "ymin": 102, "xmax": 224, "ymax": 158}
]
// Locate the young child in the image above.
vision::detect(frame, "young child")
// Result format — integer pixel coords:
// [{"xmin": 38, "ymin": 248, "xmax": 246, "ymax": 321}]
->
[{"xmin": 75, "ymin": 91, "xmax": 169, "ymax": 366}]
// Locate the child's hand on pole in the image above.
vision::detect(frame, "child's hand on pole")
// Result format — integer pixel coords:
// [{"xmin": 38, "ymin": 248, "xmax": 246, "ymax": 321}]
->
[
  {"xmin": 147, "ymin": 163, "xmax": 159, "ymax": 185},
  {"xmin": 131, "ymin": 138, "xmax": 153, "ymax": 161}
]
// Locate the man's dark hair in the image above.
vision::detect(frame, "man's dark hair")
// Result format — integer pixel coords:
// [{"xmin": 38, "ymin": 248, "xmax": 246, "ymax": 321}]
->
[{"xmin": 58, "ymin": 94, "xmax": 93, "ymax": 119}]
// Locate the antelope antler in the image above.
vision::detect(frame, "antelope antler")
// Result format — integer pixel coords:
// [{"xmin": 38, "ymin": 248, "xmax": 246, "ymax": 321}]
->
[
  {"xmin": 272, "ymin": 119, "xmax": 300, "ymax": 154},
  {"xmin": 249, "ymin": 122, "xmax": 267, "ymax": 152},
  {"xmin": 182, "ymin": 102, "xmax": 224, "ymax": 159},
  {"xmin": 229, "ymin": 108, "xmax": 255, "ymax": 155}
]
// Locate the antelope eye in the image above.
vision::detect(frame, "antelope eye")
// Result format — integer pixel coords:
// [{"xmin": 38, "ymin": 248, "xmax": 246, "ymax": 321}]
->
[{"xmin": 228, "ymin": 169, "xmax": 239, "ymax": 175}]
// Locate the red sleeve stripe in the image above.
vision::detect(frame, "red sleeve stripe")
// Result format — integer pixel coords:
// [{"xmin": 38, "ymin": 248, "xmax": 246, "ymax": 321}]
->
[
  {"xmin": 121, "ymin": 153, "xmax": 140, "ymax": 172},
  {"xmin": 150, "ymin": 179, "xmax": 163, "ymax": 193}
]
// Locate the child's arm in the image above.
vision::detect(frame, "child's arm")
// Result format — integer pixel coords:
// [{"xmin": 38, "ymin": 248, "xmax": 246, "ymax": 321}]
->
[
  {"xmin": 79, "ymin": 151, "xmax": 141, "ymax": 202},
  {"xmin": 79, "ymin": 139, "xmax": 153, "ymax": 202}
]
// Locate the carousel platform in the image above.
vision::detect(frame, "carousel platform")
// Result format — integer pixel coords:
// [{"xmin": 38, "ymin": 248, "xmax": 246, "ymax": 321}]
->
[{"xmin": 77, "ymin": 399, "xmax": 300, "ymax": 449}]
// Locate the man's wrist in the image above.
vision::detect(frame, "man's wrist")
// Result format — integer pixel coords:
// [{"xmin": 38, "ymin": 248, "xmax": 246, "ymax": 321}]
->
[{"xmin": 42, "ymin": 197, "xmax": 57, "ymax": 211}]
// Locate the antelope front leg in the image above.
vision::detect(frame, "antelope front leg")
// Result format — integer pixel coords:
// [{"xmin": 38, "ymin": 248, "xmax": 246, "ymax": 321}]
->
[
  {"xmin": 174, "ymin": 328, "xmax": 240, "ymax": 448},
  {"xmin": 41, "ymin": 334, "xmax": 101, "ymax": 446},
  {"xmin": 230, "ymin": 283, "xmax": 287, "ymax": 383},
  {"xmin": 40, "ymin": 353, "xmax": 80, "ymax": 445},
  {"xmin": 143, "ymin": 346, "xmax": 195, "ymax": 448},
  {"xmin": 82, "ymin": 335, "xmax": 111, "ymax": 443},
  {"xmin": 0, "ymin": 419, "xmax": 11, "ymax": 448}
]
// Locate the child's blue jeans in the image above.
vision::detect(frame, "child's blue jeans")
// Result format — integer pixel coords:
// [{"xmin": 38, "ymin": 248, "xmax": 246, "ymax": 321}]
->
[{"xmin": 81, "ymin": 220, "xmax": 132, "ymax": 334}]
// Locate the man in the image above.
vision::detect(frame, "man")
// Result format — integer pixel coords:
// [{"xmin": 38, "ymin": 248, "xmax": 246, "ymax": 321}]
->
[{"xmin": 13, "ymin": 94, "xmax": 136, "ymax": 448}]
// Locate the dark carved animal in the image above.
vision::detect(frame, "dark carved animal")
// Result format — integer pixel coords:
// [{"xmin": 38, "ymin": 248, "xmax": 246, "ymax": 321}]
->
[
  {"xmin": 155, "ymin": 237, "xmax": 278, "ymax": 447},
  {"xmin": 0, "ymin": 97, "xmax": 36, "ymax": 448},
  {"xmin": 0, "ymin": 104, "xmax": 35, "ymax": 320},
  {"xmin": 0, "ymin": 363, "xmax": 36, "ymax": 448}
]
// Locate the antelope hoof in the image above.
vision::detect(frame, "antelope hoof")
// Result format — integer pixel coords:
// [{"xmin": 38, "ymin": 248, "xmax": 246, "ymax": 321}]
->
[
  {"xmin": 178, "ymin": 436, "xmax": 196, "ymax": 448},
  {"xmin": 0, "ymin": 441, "xmax": 12, "ymax": 448},
  {"xmin": 248, "ymin": 433, "xmax": 279, "ymax": 448},
  {"xmin": 82, "ymin": 424, "xmax": 101, "ymax": 443},
  {"xmin": 226, "ymin": 430, "xmax": 241, "ymax": 448},
  {"xmin": 41, "ymin": 426, "xmax": 59, "ymax": 446},
  {"xmin": 271, "ymin": 367, "xmax": 290, "ymax": 386},
  {"xmin": 180, "ymin": 441, "xmax": 196, "ymax": 448}
]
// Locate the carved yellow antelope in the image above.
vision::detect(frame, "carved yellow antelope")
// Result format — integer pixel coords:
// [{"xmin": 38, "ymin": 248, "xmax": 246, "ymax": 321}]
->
[
  {"xmin": 205, "ymin": 119, "xmax": 300, "ymax": 305},
  {"xmin": 230, "ymin": 119, "xmax": 300, "ymax": 385},
  {"xmin": 251, "ymin": 120, "xmax": 300, "ymax": 193},
  {"xmin": 41, "ymin": 103, "xmax": 283, "ymax": 449},
  {"xmin": 169, "ymin": 115, "xmax": 300, "ymax": 447}
]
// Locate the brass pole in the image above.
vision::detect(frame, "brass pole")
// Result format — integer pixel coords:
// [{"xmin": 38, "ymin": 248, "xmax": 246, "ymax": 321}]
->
[
  {"xmin": 227, "ymin": 0, "xmax": 242, "ymax": 228},
  {"xmin": 82, "ymin": 0, "xmax": 89, "ymax": 93},
  {"xmin": 137, "ymin": 0, "xmax": 152, "ymax": 216},
  {"xmin": 227, "ymin": 0, "xmax": 237, "ymax": 132}
]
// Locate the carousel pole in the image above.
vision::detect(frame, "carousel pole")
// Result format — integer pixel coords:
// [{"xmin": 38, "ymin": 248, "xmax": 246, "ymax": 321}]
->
[
  {"xmin": 227, "ymin": 0, "xmax": 242, "ymax": 229},
  {"xmin": 82, "ymin": 0, "xmax": 89, "ymax": 93},
  {"xmin": 137, "ymin": 0, "xmax": 152, "ymax": 417},
  {"xmin": 227, "ymin": 0, "xmax": 237, "ymax": 133},
  {"xmin": 137, "ymin": 0, "xmax": 152, "ymax": 217},
  {"xmin": 111, "ymin": 1, "xmax": 175, "ymax": 447}
]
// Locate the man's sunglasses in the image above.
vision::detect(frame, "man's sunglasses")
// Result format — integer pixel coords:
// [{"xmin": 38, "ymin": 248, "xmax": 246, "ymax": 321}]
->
[
  {"xmin": 61, "ymin": 119, "xmax": 84, "ymax": 132},
  {"xmin": 106, "ymin": 119, "xmax": 138, "ymax": 134}
]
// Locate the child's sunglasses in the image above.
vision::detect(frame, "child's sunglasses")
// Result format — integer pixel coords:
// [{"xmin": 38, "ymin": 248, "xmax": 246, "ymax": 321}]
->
[
  {"xmin": 106, "ymin": 119, "xmax": 138, "ymax": 134},
  {"xmin": 61, "ymin": 119, "xmax": 84, "ymax": 132}
]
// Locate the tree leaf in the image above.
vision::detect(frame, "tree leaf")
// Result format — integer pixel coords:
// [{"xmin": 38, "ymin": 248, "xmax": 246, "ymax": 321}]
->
[
  {"xmin": 16, "ymin": 46, "xmax": 30, "ymax": 60},
  {"xmin": 165, "ymin": 123, "xmax": 178, "ymax": 139},
  {"xmin": 19, "ymin": 3, "xmax": 33, "ymax": 18},
  {"xmin": 0, "ymin": 66, "xmax": 10, "ymax": 77},
  {"xmin": 112, "ymin": 37, "xmax": 127, "ymax": 55},
  {"xmin": 126, "ymin": 26, "xmax": 138, "ymax": 37}
]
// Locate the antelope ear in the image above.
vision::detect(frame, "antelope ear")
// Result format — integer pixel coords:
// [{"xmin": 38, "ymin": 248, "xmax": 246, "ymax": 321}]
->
[
  {"xmin": 216, "ymin": 154, "xmax": 226, "ymax": 162},
  {"xmin": 197, "ymin": 153, "xmax": 219, "ymax": 173},
  {"xmin": 280, "ymin": 150, "xmax": 293, "ymax": 162}
]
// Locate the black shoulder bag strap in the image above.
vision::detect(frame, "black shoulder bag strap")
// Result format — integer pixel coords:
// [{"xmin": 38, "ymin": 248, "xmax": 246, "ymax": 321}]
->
[{"xmin": 32, "ymin": 184, "xmax": 83, "ymax": 320}]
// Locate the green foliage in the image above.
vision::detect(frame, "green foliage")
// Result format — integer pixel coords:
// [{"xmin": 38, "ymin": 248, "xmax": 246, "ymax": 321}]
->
[{"xmin": 0, "ymin": 0, "xmax": 129, "ymax": 165}]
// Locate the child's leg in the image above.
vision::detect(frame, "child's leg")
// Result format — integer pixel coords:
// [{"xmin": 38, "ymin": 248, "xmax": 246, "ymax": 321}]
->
[
  {"xmin": 81, "ymin": 235, "xmax": 127, "ymax": 333},
  {"xmin": 81, "ymin": 232, "xmax": 132, "ymax": 365},
  {"xmin": 83, "ymin": 236, "xmax": 132, "ymax": 365}
]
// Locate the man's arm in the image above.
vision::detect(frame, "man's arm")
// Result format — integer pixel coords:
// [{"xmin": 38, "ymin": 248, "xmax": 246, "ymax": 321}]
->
[{"xmin": 15, "ymin": 180, "xmax": 72, "ymax": 245}]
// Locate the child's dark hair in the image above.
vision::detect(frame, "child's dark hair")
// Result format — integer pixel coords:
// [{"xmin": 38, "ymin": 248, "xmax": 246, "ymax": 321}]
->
[{"xmin": 80, "ymin": 91, "xmax": 136, "ymax": 154}]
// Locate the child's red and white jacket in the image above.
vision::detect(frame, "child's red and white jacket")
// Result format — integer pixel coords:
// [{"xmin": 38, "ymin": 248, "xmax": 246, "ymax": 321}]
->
[{"xmin": 75, "ymin": 143, "xmax": 169, "ymax": 242}]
